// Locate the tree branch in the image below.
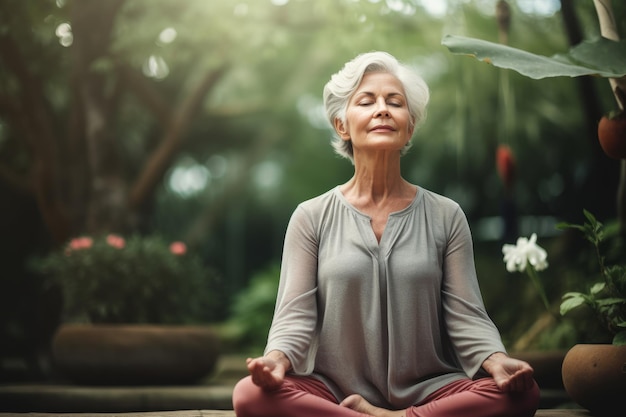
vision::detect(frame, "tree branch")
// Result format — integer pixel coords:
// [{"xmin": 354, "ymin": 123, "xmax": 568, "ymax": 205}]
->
[
  {"xmin": 127, "ymin": 64, "xmax": 229, "ymax": 209},
  {"xmin": 116, "ymin": 60, "xmax": 172, "ymax": 127},
  {"xmin": 0, "ymin": 33, "xmax": 70, "ymax": 243},
  {"xmin": 0, "ymin": 34, "xmax": 57, "ymax": 146}
]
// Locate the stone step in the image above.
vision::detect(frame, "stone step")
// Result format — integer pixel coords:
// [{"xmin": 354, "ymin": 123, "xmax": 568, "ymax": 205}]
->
[
  {"xmin": 0, "ymin": 384, "xmax": 235, "ymax": 413},
  {"xmin": 0, "ymin": 355, "xmax": 249, "ymax": 413},
  {"xmin": 0, "ymin": 354, "xmax": 578, "ymax": 413}
]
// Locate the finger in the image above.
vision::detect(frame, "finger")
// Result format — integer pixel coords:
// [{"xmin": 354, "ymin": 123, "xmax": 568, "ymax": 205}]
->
[
  {"xmin": 523, "ymin": 374, "xmax": 535, "ymax": 391},
  {"xmin": 513, "ymin": 369, "xmax": 532, "ymax": 391},
  {"xmin": 247, "ymin": 361, "xmax": 259, "ymax": 373},
  {"xmin": 510, "ymin": 373, "xmax": 532, "ymax": 392},
  {"xmin": 252, "ymin": 372, "xmax": 271, "ymax": 388}
]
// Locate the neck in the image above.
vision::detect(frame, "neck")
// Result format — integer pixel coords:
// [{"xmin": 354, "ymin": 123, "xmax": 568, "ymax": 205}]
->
[{"xmin": 343, "ymin": 152, "xmax": 410, "ymax": 203}]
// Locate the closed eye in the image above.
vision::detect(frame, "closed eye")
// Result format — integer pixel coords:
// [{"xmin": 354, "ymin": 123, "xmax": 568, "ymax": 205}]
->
[{"xmin": 357, "ymin": 100, "xmax": 403, "ymax": 107}]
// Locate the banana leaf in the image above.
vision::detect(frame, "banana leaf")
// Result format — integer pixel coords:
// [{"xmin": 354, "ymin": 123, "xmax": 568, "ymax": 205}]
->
[{"xmin": 442, "ymin": 34, "xmax": 626, "ymax": 79}]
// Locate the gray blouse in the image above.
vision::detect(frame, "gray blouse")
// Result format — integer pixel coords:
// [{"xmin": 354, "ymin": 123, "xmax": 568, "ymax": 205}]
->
[{"xmin": 264, "ymin": 186, "xmax": 506, "ymax": 409}]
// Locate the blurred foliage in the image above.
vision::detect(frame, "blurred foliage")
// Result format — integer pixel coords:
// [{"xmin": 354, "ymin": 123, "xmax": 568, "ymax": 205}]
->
[
  {"xmin": 29, "ymin": 234, "xmax": 221, "ymax": 324},
  {"xmin": 477, "ymin": 214, "xmax": 626, "ymax": 351},
  {"xmin": 221, "ymin": 263, "xmax": 280, "ymax": 354},
  {"xmin": 475, "ymin": 237, "xmax": 606, "ymax": 351},
  {"xmin": 558, "ymin": 212, "xmax": 626, "ymax": 345}
]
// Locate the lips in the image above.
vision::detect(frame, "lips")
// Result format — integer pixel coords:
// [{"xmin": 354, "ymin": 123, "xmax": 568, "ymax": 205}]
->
[{"xmin": 369, "ymin": 124, "xmax": 395, "ymax": 132}]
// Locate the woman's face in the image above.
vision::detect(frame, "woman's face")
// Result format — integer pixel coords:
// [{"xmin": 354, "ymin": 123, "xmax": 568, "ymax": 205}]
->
[{"xmin": 335, "ymin": 72, "xmax": 414, "ymax": 157}]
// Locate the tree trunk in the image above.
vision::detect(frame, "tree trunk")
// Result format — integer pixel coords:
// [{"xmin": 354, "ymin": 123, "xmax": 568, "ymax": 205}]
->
[
  {"xmin": 592, "ymin": 0, "xmax": 626, "ymax": 234},
  {"xmin": 0, "ymin": 34, "xmax": 70, "ymax": 244},
  {"xmin": 69, "ymin": 0, "xmax": 128, "ymax": 236},
  {"xmin": 559, "ymin": 0, "xmax": 620, "ymax": 223}
]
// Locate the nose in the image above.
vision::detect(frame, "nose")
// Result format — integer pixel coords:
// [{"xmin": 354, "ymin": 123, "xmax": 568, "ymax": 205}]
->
[{"xmin": 374, "ymin": 99, "xmax": 390, "ymax": 118}]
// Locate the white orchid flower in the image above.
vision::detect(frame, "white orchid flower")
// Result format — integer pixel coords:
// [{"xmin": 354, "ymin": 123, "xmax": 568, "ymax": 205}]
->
[
  {"xmin": 502, "ymin": 233, "xmax": 548, "ymax": 273},
  {"xmin": 502, "ymin": 233, "xmax": 551, "ymax": 311}
]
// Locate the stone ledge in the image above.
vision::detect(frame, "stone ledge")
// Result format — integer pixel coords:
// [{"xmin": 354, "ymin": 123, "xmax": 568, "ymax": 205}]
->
[
  {"xmin": 0, "ymin": 384, "xmax": 580, "ymax": 414},
  {"xmin": 0, "ymin": 384, "xmax": 573, "ymax": 413},
  {"xmin": 0, "ymin": 385, "xmax": 234, "ymax": 413}
]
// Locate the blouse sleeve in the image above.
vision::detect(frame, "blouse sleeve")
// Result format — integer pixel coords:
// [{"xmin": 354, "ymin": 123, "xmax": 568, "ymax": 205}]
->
[
  {"xmin": 263, "ymin": 204, "xmax": 320, "ymax": 374},
  {"xmin": 441, "ymin": 206, "xmax": 507, "ymax": 378}
]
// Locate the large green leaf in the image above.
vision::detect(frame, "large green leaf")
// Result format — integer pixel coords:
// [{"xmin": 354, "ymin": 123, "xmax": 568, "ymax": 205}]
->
[
  {"xmin": 442, "ymin": 35, "xmax": 626, "ymax": 79},
  {"xmin": 613, "ymin": 330, "xmax": 626, "ymax": 346}
]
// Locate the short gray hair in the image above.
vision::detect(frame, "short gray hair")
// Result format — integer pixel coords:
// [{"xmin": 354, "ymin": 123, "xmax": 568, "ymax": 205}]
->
[{"xmin": 323, "ymin": 51, "xmax": 430, "ymax": 163}]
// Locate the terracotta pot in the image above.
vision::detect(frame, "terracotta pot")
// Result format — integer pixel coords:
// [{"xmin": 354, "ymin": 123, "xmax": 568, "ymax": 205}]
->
[
  {"xmin": 52, "ymin": 324, "xmax": 221, "ymax": 385},
  {"xmin": 561, "ymin": 343, "xmax": 626, "ymax": 415}
]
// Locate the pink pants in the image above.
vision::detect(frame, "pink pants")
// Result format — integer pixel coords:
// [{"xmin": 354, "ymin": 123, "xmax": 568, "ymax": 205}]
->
[{"xmin": 232, "ymin": 374, "xmax": 540, "ymax": 417}]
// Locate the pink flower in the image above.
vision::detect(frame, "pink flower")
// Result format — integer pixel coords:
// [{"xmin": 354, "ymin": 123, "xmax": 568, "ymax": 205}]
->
[
  {"xmin": 65, "ymin": 236, "xmax": 93, "ymax": 254},
  {"xmin": 169, "ymin": 241, "xmax": 187, "ymax": 256},
  {"xmin": 69, "ymin": 236, "xmax": 93, "ymax": 250},
  {"xmin": 106, "ymin": 234, "xmax": 126, "ymax": 249}
]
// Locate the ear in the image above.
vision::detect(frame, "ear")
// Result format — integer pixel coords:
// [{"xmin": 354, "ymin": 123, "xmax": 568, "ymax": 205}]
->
[{"xmin": 334, "ymin": 118, "xmax": 350, "ymax": 140}]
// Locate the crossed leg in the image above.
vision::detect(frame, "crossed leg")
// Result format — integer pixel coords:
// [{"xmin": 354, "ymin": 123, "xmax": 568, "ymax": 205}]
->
[
  {"xmin": 232, "ymin": 375, "xmax": 539, "ymax": 417},
  {"xmin": 342, "ymin": 378, "xmax": 540, "ymax": 417},
  {"xmin": 233, "ymin": 375, "xmax": 373, "ymax": 417}
]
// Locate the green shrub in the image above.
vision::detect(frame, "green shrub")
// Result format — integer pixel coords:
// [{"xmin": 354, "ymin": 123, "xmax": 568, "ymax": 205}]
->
[
  {"xmin": 227, "ymin": 263, "xmax": 280, "ymax": 351},
  {"xmin": 30, "ymin": 234, "xmax": 220, "ymax": 324}
]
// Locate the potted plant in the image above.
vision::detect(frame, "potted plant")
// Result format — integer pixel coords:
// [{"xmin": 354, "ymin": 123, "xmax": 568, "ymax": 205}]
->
[
  {"xmin": 556, "ymin": 211, "xmax": 626, "ymax": 415},
  {"xmin": 30, "ymin": 234, "xmax": 222, "ymax": 385},
  {"xmin": 503, "ymin": 210, "xmax": 626, "ymax": 414},
  {"xmin": 557, "ymin": 210, "xmax": 626, "ymax": 345}
]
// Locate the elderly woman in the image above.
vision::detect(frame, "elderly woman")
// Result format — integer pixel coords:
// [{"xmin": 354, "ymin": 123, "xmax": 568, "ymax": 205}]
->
[{"xmin": 232, "ymin": 51, "xmax": 539, "ymax": 417}]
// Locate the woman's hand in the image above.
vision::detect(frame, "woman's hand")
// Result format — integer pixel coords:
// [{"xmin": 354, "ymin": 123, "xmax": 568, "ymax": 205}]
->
[
  {"xmin": 482, "ymin": 352, "xmax": 535, "ymax": 392},
  {"xmin": 246, "ymin": 350, "xmax": 291, "ymax": 390}
]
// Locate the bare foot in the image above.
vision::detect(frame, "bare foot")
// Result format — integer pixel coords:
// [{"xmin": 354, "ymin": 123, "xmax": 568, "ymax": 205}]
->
[{"xmin": 340, "ymin": 394, "xmax": 405, "ymax": 417}]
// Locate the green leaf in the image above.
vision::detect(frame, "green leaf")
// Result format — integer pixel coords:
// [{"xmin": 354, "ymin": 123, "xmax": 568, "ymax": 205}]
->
[
  {"xmin": 560, "ymin": 294, "xmax": 587, "ymax": 315},
  {"xmin": 590, "ymin": 282, "xmax": 606, "ymax": 294},
  {"xmin": 613, "ymin": 330, "xmax": 626, "ymax": 346},
  {"xmin": 555, "ymin": 221, "xmax": 585, "ymax": 232},
  {"xmin": 562, "ymin": 291, "xmax": 586, "ymax": 299},
  {"xmin": 582, "ymin": 209, "xmax": 598, "ymax": 225},
  {"xmin": 441, "ymin": 35, "xmax": 626, "ymax": 79},
  {"xmin": 596, "ymin": 297, "xmax": 626, "ymax": 307}
]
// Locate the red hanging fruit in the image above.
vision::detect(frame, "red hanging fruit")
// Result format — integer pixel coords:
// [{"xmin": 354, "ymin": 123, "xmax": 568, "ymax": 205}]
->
[
  {"xmin": 496, "ymin": 144, "xmax": 516, "ymax": 189},
  {"xmin": 598, "ymin": 111, "xmax": 626, "ymax": 159}
]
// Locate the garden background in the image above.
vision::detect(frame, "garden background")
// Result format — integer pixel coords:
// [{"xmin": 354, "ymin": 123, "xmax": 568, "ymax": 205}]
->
[{"xmin": 1, "ymin": 0, "xmax": 624, "ymax": 381}]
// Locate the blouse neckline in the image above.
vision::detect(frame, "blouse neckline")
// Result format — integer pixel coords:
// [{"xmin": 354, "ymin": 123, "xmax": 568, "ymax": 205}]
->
[{"xmin": 332, "ymin": 185, "xmax": 422, "ymax": 220}]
